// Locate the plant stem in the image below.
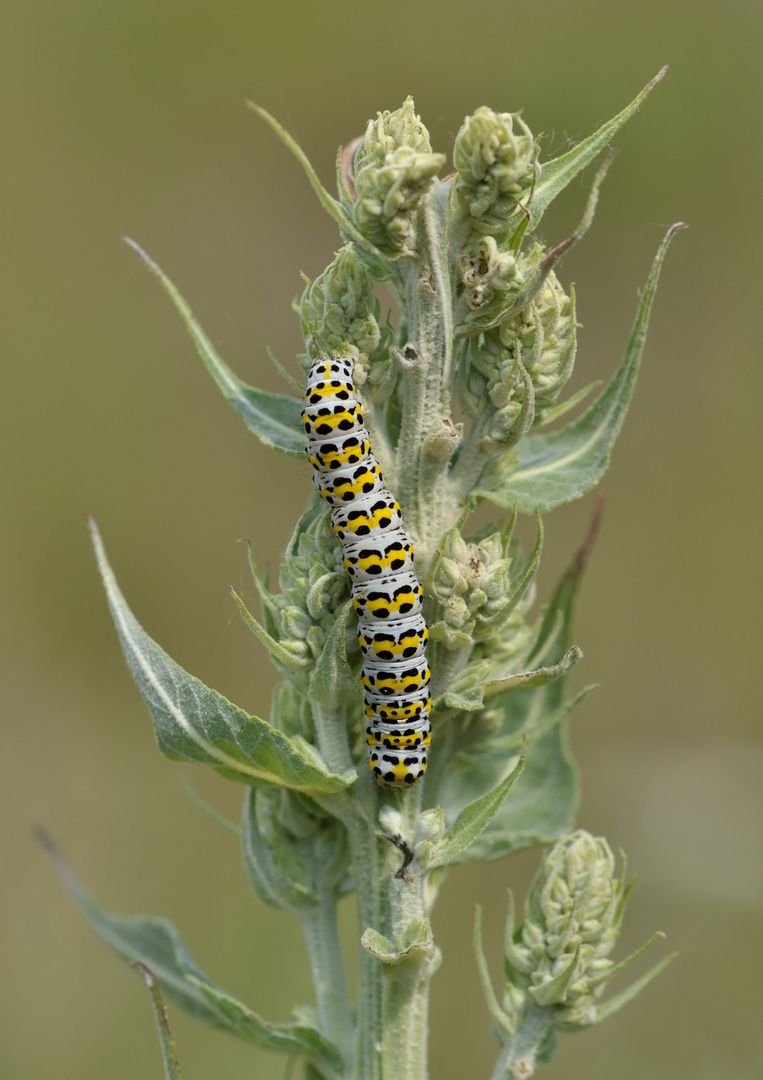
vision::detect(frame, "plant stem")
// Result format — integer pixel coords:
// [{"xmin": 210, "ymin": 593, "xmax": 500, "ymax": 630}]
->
[
  {"xmin": 489, "ymin": 1001, "xmax": 553, "ymax": 1080},
  {"xmin": 299, "ymin": 895, "xmax": 354, "ymax": 1065}
]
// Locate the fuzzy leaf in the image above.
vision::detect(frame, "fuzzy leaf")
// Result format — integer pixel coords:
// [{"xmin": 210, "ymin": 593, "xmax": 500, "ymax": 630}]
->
[
  {"xmin": 125, "ymin": 239, "xmax": 305, "ymax": 457},
  {"xmin": 529, "ymin": 69, "xmax": 667, "ymax": 230},
  {"xmin": 585, "ymin": 951, "xmax": 678, "ymax": 1027},
  {"xmin": 474, "ymin": 223, "xmax": 685, "ymax": 513},
  {"xmin": 231, "ymin": 588, "xmax": 311, "ymax": 676},
  {"xmin": 473, "ymin": 907, "xmax": 512, "ymax": 1035},
  {"xmin": 247, "ymin": 103, "xmax": 388, "ymax": 263},
  {"xmin": 438, "ymin": 510, "xmax": 602, "ymax": 862},
  {"xmin": 131, "ymin": 963, "xmax": 184, "ymax": 1080},
  {"xmin": 308, "ymin": 599, "xmax": 358, "ymax": 706},
  {"xmin": 427, "ymin": 741, "xmax": 526, "ymax": 868},
  {"xmin": 90, "ymin": 519, "xmax": 352, "ymax": 793},
  {"xmin": 39, "ymin": 835, "xmax": 341, "ymax": 1066},
  {"xmin": 241, "ymin": 788, "xmax": 318, "ymax": 912},
  {"xmin": 360, "ymin": 919, "xmax": 433, "ymax": 965},
  {"xmin": 442, "ymin": 646, "xmax": 582, "ymax": 712}
]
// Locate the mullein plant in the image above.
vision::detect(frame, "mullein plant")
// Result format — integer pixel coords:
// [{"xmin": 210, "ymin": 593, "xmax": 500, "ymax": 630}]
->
[{"xmin": 43, "ymin": 70, "xmax": 684, "ymax": 1079}]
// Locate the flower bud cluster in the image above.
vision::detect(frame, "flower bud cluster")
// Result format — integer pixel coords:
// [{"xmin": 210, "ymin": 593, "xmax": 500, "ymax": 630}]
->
[
  {"xmin": 453, "ymin": 106, "xmax": 540, "ymax": 235},
  {"xmin": 505, "ymin": 831, "xmax": 628, "ymax": 1029},
  {"xmin": 459, "ymin": 268, "xmax": 576, "ymax": 443},
  {"xmin": 429, "ymin": 525, "xmax": 532, "ymax": 651},
  {"xmin": 495, "ymin": 271, "xmax": 577, "ymax": 425},
  {"xmin": 299, "ymin": 245, "xmax": 395, "ymax": 403},
  {"xmin": 352, "ymin": 98, "xmax": 446, "ymax": 257},
  {"xmin": 272, "ymin": 511, "xmax": 350, "ymax": 678},
  {"xmin": 299, "ymin": 245, "xmax": 380, "ymax": 366}
]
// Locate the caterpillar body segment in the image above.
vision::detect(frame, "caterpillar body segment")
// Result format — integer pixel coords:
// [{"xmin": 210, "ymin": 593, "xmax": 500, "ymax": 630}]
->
[
  {"xmin": 351, "ymin": 572, "xmax": 423, "ymax": 622},
  {"xmin": 303, "ymin": 356, "xmax": 431, "ymax": 788}
]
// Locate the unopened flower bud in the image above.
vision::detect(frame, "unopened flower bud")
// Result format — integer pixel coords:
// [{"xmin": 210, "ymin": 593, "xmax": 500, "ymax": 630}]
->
[
  {"xmin": 352, "ymin": 98, "xmax": 446, "ymax": 257},
  {"xmin": 505, "ymin": 832, "xmax": 634, "ymax": 1028},
  {"xmin": 300, "ymin": 244, "xmax": 381, "ymax": 365},
  {"xmin": 454, "ymin": 107, "xmax": 540, "ymax": 235},
  {"xmin": 274, "ymin": 512, "xmax": 349, "ymax": 679}
]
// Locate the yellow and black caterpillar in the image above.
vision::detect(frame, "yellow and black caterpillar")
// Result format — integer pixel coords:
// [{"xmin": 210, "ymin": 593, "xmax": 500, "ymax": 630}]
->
[{"xmin": 302, "ymin": 357, "xmax": 431, "ymax": 788}]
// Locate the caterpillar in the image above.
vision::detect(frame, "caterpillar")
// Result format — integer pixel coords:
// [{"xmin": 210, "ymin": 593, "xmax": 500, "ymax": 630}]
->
[{"xmin": 301, "ymin": 356, "xmax": 431, "ymax": 788}]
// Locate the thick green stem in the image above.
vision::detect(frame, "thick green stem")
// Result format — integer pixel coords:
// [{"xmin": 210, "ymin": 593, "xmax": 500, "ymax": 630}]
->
[
  {"xmin": 344, "ymin": 787, "xmax": 384, "ymax": 1080},
  {"xmin": 299, "ymin": 896, "xmax": 355, "ymax": 1066},
  {"xmin": 395, "ymin": 184, "xmax": 457, "ymax": 567},
  {"xmin": 378, "ymin": 790, "xmax": 433, "ymax": 1080}
]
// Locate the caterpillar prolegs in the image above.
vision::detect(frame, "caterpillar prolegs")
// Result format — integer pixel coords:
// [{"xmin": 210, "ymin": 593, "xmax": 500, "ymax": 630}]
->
[{"xmin": 301, "ymin": 357, "xmax": 431, "ymax": 788}]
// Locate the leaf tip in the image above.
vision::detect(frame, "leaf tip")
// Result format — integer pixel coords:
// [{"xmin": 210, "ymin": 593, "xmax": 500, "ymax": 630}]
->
[
  {"xmin": 574, "ymin": 494, "xmax": 605, "ymax": 574},
  {"xmin": 34, "ymin": 827, "xmax": 76, "ymax": 889},
  {"xmin": 648, "ymin": 65, "xmax": 669, "ymax": 91}
]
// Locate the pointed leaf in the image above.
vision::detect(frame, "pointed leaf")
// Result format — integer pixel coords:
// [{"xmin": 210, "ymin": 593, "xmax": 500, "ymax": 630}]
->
[
  {"xmin": 438, "ymin": 513, "xmax": 602, "ymax": 862},
  {"xmin": 587, "ymin": 952, "xmax": 677, "ymax": 1026},
  {"xmin": 131, "ymin": 963, "xmax": 185, "ymax": 1080},
  {"xmin": 534, "ymin": 380, "xmax": 602, "ymax": 428},
  {"xmin": 247, "ymin": 103, "xmax": 387, "ymax": 263},
  {"xmin": 530, "ymin": 68, "xmax": 667, "ymax": 230},
  {"xmin": 125, "ymin": 239, "xmax": 305, "ymax": 456},
  {"xmin": 473, "ymin": 906, "xmax": 512, "ymax": 1035},
  {"xmin": 531, "ymin": 944, "xmax": 581, "ymax": 1006},
  {"xmin": 442, "ymin": 646, "xmax": 582, "ymax": 712},
  {"xmin": 90, "ymin": 519, "xmax": 352, "ymax": 793},
  {"xmin": 177, "ymin": 776, "xmax": 241, "ymax": 837},
  {"xmin": 231, "ymin": 588, "xmax": 311, "ymax": 676},
  {"xmin": 484, "ymin": 646, "xmax": 583, "ymax": 699},
  {"xmin": 39, "ymin": 835, "xmax": 340, "ymax": 1065},
  {"xmin": 427, "ymin": 741, "xmax": 526, "ymax": 868},
  {"xmin": 475, "ymin": 223, "xmax": 685, "ymax": 513}
]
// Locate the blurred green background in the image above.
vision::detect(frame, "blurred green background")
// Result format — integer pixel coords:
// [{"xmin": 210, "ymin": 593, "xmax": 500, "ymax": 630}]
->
[{"xmin": 2, "ymin": 2, "xmax": 761, "ymax": 1078}]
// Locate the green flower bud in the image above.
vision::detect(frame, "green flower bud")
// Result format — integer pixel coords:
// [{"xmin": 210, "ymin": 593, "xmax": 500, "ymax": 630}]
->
[
  {"xmin": 453, "ymin": 106, "xmax": 540, "ymax": 234},
  {"xmin": 299, "ymin": 244, "xmax": 381, "ymax": 365},
  {"xmin": 352, "ymin": 98, "xmax": 446, "ymax": 257},
  {"xmin": 457, "ymin": 240, "xmax": 545, "ymax": 341},
  {"xmin": 460, "ymin": 235, "xmax": 525, "ymax": 313},
  {"xmin": 458, "ymin": 260, "xmax": 574, "ymax": 445},
  {"xmin": 496, "ymin": 271, "xmax": 577, "ymax": 424},
  {"xmin": 430, "ymin": 525, "xmax": 531, "ymax": 646},
  {"xmin": 505, "ymin": 831, "xmax": 634, "ymax": 1028},
  {"xmin": 273, "ymin": 511, "xmax": 349, "ymax": 680}
]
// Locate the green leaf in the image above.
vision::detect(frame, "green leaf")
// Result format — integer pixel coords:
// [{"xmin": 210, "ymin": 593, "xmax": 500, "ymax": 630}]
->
[
  {"xmin": 231, "ymin": 588, "xmax": 311, "ymax": 676},
  {"xmin": 586, "ymin": 951, "xmax": 677, "ymax": 1027},
  {"xmin": 90, "ymin": 518, "xmax": 353, "ymax": 794},
  {"xmin": 307, "ymin": 598, "xmax": 358, "ymax": 706},
  {"xmin": 473, "ymin": 906, "xmax": 512, "ymax": 1035},
  {"xmin": 438, "ymin": 511, "xmax": 602, "ymax": 862},
  {"xmin": 441, "ymin": 646, "xmax": 582, "ymax": 712},
  {"xmin": 427, "ymin": 740, "xmax": 527, "ymax": 868},
  {"xmin": 124, "ymin": 238, "xmax": 305, "ymax": 457},
  {"xmin": 241, "ymin": 788, "xmax": 319, "ymax": 912},
  {"xmin": 246, "ymin": 103, "xmax": 388, "ymax": 263},
  {"xmin": 131, "ymin": 963, "xmax": 185, "ymax": 1080},
  {"xmin": 38, "ymin": 833, "xmax": 341, "ymax": 1066},
  {"xmin": 475, "ymin": 223, "xmax": 686, "ymax": 513},
  {"xmin": 360, "ymin": 918, "xmax": 434, "ymax": 965},
  {"xmin": 529, "ymin": 68, "xmax": 667, "ymax": 231}
]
